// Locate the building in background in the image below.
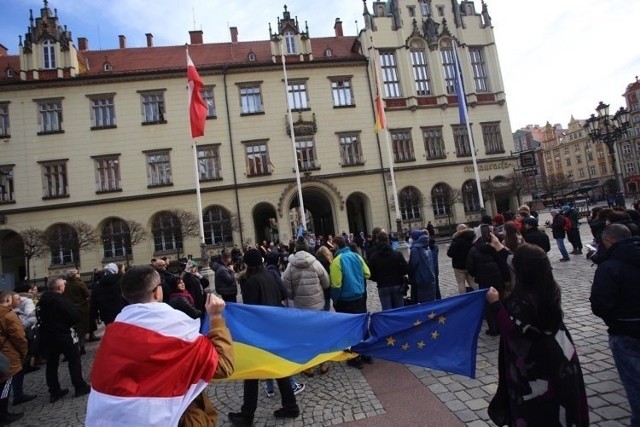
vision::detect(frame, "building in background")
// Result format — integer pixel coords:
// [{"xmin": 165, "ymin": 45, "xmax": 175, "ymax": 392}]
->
[{"xmin": 0, "ymin": 1, "xmax": 516, "ymax": 287}]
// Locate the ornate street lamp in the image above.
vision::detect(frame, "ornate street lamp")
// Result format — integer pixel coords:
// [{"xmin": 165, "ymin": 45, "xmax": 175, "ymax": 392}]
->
[{"xmin": 584, "ymin": 101, "xmax": 631, "ymax": 205}]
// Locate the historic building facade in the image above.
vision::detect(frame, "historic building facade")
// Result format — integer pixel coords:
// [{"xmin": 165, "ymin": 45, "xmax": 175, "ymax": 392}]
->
[{"xmin": 0, "ymin": 1, "xmax": 517, "ymax": 286}]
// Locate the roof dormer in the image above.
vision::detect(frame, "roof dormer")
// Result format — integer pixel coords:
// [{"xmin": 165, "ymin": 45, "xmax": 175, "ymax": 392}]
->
[{"xmin": 269, "ymin": 5, "xmax": 311, "ymax": 60}]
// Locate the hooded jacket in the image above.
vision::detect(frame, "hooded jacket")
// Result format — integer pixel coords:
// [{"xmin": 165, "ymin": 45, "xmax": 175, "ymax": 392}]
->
[
  {"xmin": 0, "ymin": 306, "xmax": 28, "ymax": 382},
  {"xmin": 283, "ymin": 250, "xmax": 330, "ymax": 310},
  {"xmin": 447, "ymin": 228, "xmax": 476, "ymax": 269},
  {"xmin": 591, "ymin": 237, "xmax": 640, "ymax": 339},
  {"xmin": 37, "ymin": 291, "xmax": 79, "ymax": 346},
  {"xmin": 212, "ymin": 261, "xmax": 237, "ymax": 297},
  {"xmin": 91, "ymin": 272, "xmax": 125, "ymax": 325},
  {"xmin": 368, "ymin": 242, "xmax": 409, "ymax": 288},
  {"xmin": 466, "ymin": 239, "xmax": 510, "ymax": 291},
  {"xmin": 408, "ymin": 235, "xmax": 436, "ymax": 302},
  {"xmin": 330, "ymin": 246, "xmax": 371, "ymax": 303}
]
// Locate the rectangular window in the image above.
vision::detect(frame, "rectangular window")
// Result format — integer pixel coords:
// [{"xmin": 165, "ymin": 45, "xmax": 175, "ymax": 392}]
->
[
  {"xmin": 578, "ymin": 168, "xmax": 585, "ymax": 178},
  {"xmin": 245, "ymin": 142, "xmax": 270, "ymax": 176},
  {"xmin": 146, "ymin": 151, "xmax": 172, "ymax": 186},
  {"xmin": 288, "ymin": 81, "xmax": 309, "ymax": 110},
  {"xmin": 197, "ymin": 145, "xmax": 221, "ymax": 181},
  {"xmin": 0, "ymin": 165, "xmax": 14, "ymax": 203},
  {"xmin": 622, "ymin": 143, "xmax": 632, "ymax": 155},
  {"xmin": 574, "ymin": 143, "xmax": 580, "ymax": 152},
  {"xmin": 338, "ymin": 133, "xmax": 364, "ymax": 166},
  {"xmin": 598, "ymin": 150, "xmax": 604, "ymax": 159},
  {"xmin": 422, "ymin": 126, "xmax": 446, "ymax": 159},
  {"xmin": 556, "ymin": 160, "xmax": 562, "ymax": 170},
  {"xmin": 587, "ymin": 150, "xmax": 594, "ymax": 161},
  {"xmin": 239, "ymin": 84, "xmax": 263, "ymax": 114},
  {"xmin": 390, "ymin": 130, "xmax": 415, "ymax": 162},
  {"xmin": 545, "ymin": 152, "xmax": 551, "ymax": 160},
  {"xmin": 43, "ymin": 40, "xmax": 56, "ymax": 69},
  {"xmin": 601, "ymin": 164, "xmax": 607, "ymax": 173},
  {"xmin": 284, "ymin": 32, "xmax": 296, "ymax": 54},
  {"xmin": 481, "ymin": 122, "xmax": 504, "ymax": 154},
  {"xmin": 38, "ymin": 100, "xmax": 63, "ymax": 134},
  {"xmin": 469, "ymin": 47, "xmax": 488, "ymax": 93},
  {"xmin": 576, "ymin": 155, "xmax": 582, "ymax": 164},
  {"xmin": 379, "ymin": 51, "xmax": 402, "ymax": 98},
  {"xmin": 202, "ymin": 87, "xmax": 217, "ymax": 118},
  {"xmin": 440, "ymin": 48, "xmax": 455, "ymax": 94},
  {"xmin": 330, "ymin": 79, "xmax": 354, "ymax": 107},
  {"xmin": 140, "ymin": 92, "xmax": 166, "ymax": 124},
  {"xmin": 625, "ymin": 162, "xmax": 636, "ymax": 174},
  {"xmin": 90, "ymin": 96, "xmax": 116, "ymax": 129},
  {"xmin": 410, "ymin": 49, "xmax": 431, "ymax": 96},
  {"xmin": 589, "ymin": 166, "xmax": 596, "ymax": 176},
  {"xmin": 0, "ymin": 103, "xmax": 9, "ymax": 137},
  {"xmin": 295, "ymin": 138, "xmax": 318, "ymax": 170},
  {"xmin": 419, "ymin": 0, "xmax": 430, "ymax": 16},
  {"xmin": 564, "ymin": 146, "xmax": 570, "ymax": 155},
  {"xmin": 41, "ymin": 160, "xmax": 68, "ymax": 198},
  {"xmin": 452, "ymin": 125, "xmax": 471, "ymax": 157},
  {"xmin": 94, "ymin": 156, "xmax": 121, "ymax": 192},
  {"xmin": 407, "ymin": 6, "xmax": 416, "ymax": 17},
  {"xmin": 565, "ymin": 157, "xmax": 571, "ymax": 167}
]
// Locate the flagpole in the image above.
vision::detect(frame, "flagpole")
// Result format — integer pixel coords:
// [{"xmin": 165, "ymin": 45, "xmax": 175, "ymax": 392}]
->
[
  {"xmin": 280, "ymin": 39, "xmax": 307, "ymax": 233},
  {"xmin": 371, "ymin": 45, "xmax": 402, "ymax": 234},
  {"xmin": 453, "ymin": 45, "xmax": 484, "ymax": 209}
]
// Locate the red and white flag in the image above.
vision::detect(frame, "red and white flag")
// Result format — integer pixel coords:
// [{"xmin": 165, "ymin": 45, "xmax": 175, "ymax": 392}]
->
[
  {"xmin": 86, "ymin": 303, "xmax": 219, "ymax": 426},
  {"xmin": 187, "ymin": 51, "xmax": 207, "ymax": 139}
]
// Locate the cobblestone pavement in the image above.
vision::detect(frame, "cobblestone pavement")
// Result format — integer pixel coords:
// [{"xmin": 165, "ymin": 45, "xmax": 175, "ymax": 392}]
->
[{"xmin": 13, "ymin": 210, "xmax": 632, "ymax": 426}]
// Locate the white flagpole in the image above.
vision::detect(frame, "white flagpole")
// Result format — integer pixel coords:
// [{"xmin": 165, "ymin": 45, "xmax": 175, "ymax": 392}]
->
[
  {"xmin": 453, "ymin": 45, "xmax": 484, "ymax": 209},
  {"xmin": 280, "ymin": 39, "xmax": 307, "ymax": 232}
]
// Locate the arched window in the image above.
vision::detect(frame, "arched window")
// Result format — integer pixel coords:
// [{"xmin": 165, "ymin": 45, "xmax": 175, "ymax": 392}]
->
[
  {"xmin": 203, "ymin": 206, "xmax": 233, "ymax": 246},
  {"xmin": 47, "ymin": 223, "xmax": 77, "ymax": 266},
  {"xmin": 152, "ymin": 212, "xmax": 181, "ymax": 253},
  {"xmin": 284, "ymin": 31, "xmax": 296, "ymax": 54},
  {"xmin": 431, "ymin": 184, "xmax": 451, "ymax": 216},
  {"xmin": 43, "ymin": 39, "xmax": 56, "ymax": 69},
  {"xmin": 462, "ymin": 180, "xmax": 481, "ymax": 213},
  {"xmin": 102, "ymin": 218, "xmax": 130, "ymax": 259},
  {"xmin": 399, "ymin": 186, "xmax": 422, "ymax": 221}
]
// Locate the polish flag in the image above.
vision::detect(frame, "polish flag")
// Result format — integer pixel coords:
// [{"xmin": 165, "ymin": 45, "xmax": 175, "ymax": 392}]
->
[
  {"xmin": 85, "ymin": 303, "xmax": 219, "ymax": 426},
  {"xmin": 187, "ymin": 52, "xmax": 207, "ymax": 139}
]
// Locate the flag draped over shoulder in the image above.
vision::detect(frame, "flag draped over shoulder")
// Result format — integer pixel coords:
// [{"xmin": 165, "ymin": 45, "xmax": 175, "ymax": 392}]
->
[
  {"xmin": 452, "ymin": 47, "xmax": 468, "ymax": 125},
  {"xmin": 86, "ymin": 303, "xmax": 218, "ymax": 427},
  {"xmin": 187, "ymin": 51, "xmax": 207, "ymax": 139},
  {"xmin": 352, "ymin": 290, "xmax": 486, "ymax": 378},
  {"xmin": 213, "ymin": 304, "xmax": 368, "ymax": 380}
]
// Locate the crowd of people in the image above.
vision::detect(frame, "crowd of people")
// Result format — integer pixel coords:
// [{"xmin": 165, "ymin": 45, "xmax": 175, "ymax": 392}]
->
[{"xmin": 1, "ymin": 199, "xmax": 638, "ymax": 425}]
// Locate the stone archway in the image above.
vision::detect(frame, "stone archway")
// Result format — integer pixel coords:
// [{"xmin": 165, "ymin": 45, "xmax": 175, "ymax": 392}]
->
[
  {"xmin": 346, "ymin": 192, "xmax": 370, "ymax": 236},
  {"xmin": 0, "ymin": 230, "xmax": 25, "ymax": 290},
  {"xmin": 252, "ymin": 202, "xmax": 278, "ymax": 245},
  {"xmin": 289, "ymin": 187, "xmax": 335, "ymax": 240}
]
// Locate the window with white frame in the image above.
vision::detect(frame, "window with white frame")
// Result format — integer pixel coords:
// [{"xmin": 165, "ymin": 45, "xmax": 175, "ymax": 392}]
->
[
  {"xmin": 102, "ymin": 218, "xmax": 130, "ymax": 259},
  {"xmin": 379, "ymin": 51, "xmax": 402, "ymax": 98},
  {"xmin": 453, "ymin": 125, "xmax": 471, "ymax": 157},
  {"xmin": 0, "ymin": 165, "xmax": 14, "ymax": 203},
  {"xmin": 564, "ymin": 146, "xmax": 569, "ymax": 155},
  {"xmin": 288, "ymin": 81, "xmax": 309, "ymax": 110},
  {"xmin": 598, "ymin": 150, "xmax": 604, "ymax": 159},
  {"xmin": 145, "ymin": 150, "xmax": 172, "ymax": 186},
  {"xmin": 94, "ymin": 155, "xmax": 121, "ymax": 192},
  {"xmin": 295, "ymin": 138, "xmax": 318, "ymax": 170},
  {"xmin": 440, "ymin": 47, "xmax": 456, "ymax": 94},
  {"xmin": 622, "ymin": 142, "xmax": 632, "ymax": 155},
  {"xmin": 419, "ymin": 0, "xmax": 431, "ymax": 16},
  {"xmin": 202, "ymin": 87, "xmax": 216, "ymax": 118},
  {"xmin": 574, "ymin": 143, "xmax": 580, "ymax": 152},
  {"xmin": 587, "ymin": 150, "xmax": 594, "ymax": 161},
  {"xmin": 469, "ymin": 47, "xmax": 488, "ymax": 93},
  {"xmin": 197, "ymin": 145, "xmax": 221, "ymax": 181},
  {"xmin": 284, "ymin": 31, "xmax": 296, "ymax": 54},
  {"xmin": 578, "ymin": 168, "xmax": 585, "ymax": 178},
  {"xmin": 41, "ymin": 160, "xmax": 68, "ymax": 198},
  {"xmin": 390, "ymin": 129, "xmax": 415, "ymax": 162},
  {"xmin": 338, "ymin": 133, "xmax": 364, "ymax": 166},
  {"xmin": 462, "ymin": 180, "xmax": 480, "ymax": 212},
  {"xmin": 481, "ymin": 122, "xmax": 504, "ymax": 154},
  {"xmin": 625, "ymin": 162, "xmax": 636, "ymax": 174},
  {"xmin": 152, "ymin": 212, "xmax": 182, "ymax": 253},
  {"xmin": 410, "ymin": 49, "xmax": 431, "ymax": 96},
  {"xmin": 399, "ymin": 186, "xmax": 422, "ymax": 221},
  {"xmin": 601, "ymin": 164, "xmax": 607, "ymax": 173},
  {"xmin": 431, "ymin": 184, "xmax": 451, "ymax": 216},
  {"xmin": 589, "ymin": 166, "xmax": 596, "ymax": 176},
  {"xmin": 422, "ymin": 126, "xmax": 446, "ymax": 159},
  {"xmin": 42, "ymin": 39, "xmax": 56, "ymax": 69},
  {"xmin": 37, "ymin": 99, "xmax": 63, "ymax": 133},
  {"xmin": 140, "ymin": 91, "xmax": 166, "ymax": 124},
  {"xmin": 47, "ymin": 223, "xmax": 77, "ymax": 266},
  {"xmin": 330, "ymin": 78, "xmax": 354, "ymax": 107},
  {"xmin": 239, "ymin": 84, "xmax": 263, "ymax": 114},
  {"xmin": 565, "ymin": 157, "xmax": 571, "ymax": 167},
  {"xmin": 89, "ymin": 95, "xmax": 116, "ymax": 129},
  {"xmin": 0, "ymin": 103, "xmax": 9, "ymax": 137},
  {"xmin": 245, "ymin": 142, "xmax": 270, "ymax": 176},
  {"xmin": 576, "ymin": 155, "xmax": 582, "ymax": 164},
  {"xmin": 203, "ymin": 205, "xmax": 234, "ymax": 246}
]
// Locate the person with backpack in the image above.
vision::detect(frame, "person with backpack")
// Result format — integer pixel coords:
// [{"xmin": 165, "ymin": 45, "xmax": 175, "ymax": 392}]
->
[
  {"xmin": 563, "ymin": 205, "xmax": 583, "ymax": 255},
  {"xmin": 550, "ymin": 209, "xmax": 571, "ymax": 261}
]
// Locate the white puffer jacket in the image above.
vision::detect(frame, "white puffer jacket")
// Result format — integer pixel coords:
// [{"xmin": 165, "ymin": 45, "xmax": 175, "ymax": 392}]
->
[{"xmin": 282, "ymin": 250, "xmax": 330, "ymax": 310}]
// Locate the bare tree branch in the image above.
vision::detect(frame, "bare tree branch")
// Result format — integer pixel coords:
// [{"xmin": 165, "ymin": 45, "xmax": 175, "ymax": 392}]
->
[{"xmin": 19, "ymin": 228, "xmax": 47, "ymax": 281}]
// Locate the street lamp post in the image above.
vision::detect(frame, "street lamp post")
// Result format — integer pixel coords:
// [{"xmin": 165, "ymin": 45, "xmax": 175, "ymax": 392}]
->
[{"xmin": 584, "ymin": 101, "xmax": 631, "ymax": 206}]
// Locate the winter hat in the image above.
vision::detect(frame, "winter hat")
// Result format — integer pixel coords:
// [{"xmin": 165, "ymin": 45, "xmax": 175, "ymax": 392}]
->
[
  {"xmin": 493, "ymin": 214, "xmax": 505, "ymax": 225},
  {"xmin": 243, "ymin": 248, "xmax": 263, "ymax": 267},
  {"xmin": 518, "ymin": 205, "xmax": 531, "ymax": 215},
  {"xmin": 410, "ymin": 229, "xmax": 423, "ymax": 241},
  {"xmin": 561, "ymin": 205, "xmax": 570, "ymax": 213},
  {"xmin": 186, "ymin": 259, "xmax": 198, "ymax": 268},
  {"xmin": 550, "ymin": 209, "xmax": 559, "ymax": 216},
  {"xmin": 104, "ymin": 263, "xmax": 118, "ymax": 275},
  {"xmin": 523, "ymin": 216, "xmax": 538, "ymax": 227},
  {"xmin": 294, "ymin": 236, "xmax": 310, "ymax": 252}
]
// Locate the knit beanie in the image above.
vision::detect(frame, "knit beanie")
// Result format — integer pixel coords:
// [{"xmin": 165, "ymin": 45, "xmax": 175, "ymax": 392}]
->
[{"xmin": 294, "ymin": 237, "xmax": 310, "ymax": 252}]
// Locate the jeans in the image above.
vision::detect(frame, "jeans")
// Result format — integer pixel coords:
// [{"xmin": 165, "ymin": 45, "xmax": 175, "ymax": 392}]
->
[
  {"xmin": 265, "ymin": 376, "xmax": 296, "ymax": 393},
  {"xmin": 241, "ymin": 377, "xmax": 298, "ymax": 415},
  {"xmin": 555, "ymin": 237, "xmax": 570, "ymax": 259},
  {"xmin": 377, "ymin": 285, "xmax": 404, "ymax": 311},
  {"xmin": 453, "ymin": 268, "xmax": 476, "ymax": 294},
  {"xmin": 609, "ymin": 334, "xmax": 640, "ymax": 426},
  {"xmin": 45, "ymin": 340, "xmax": 87, "ymax": 394}
]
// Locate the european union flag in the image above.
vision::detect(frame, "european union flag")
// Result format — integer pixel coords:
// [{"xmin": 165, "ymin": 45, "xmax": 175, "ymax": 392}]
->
[
  {"xmin": 216, "ymin": 304, "xmax": 368, "ymax": 380},
  {"xmin": 453, "ymin": 47, "xmax": 468, "ymax": 125},
  {"xmin": 352, "ymin": 290, "xmax": 486, "ymax": 378}
]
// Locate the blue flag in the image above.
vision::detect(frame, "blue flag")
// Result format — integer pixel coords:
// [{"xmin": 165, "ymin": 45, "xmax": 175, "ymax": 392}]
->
[
  {"xmin": 453, "ymin": 48, "xmax": 468, "ymax": 125},
  {"xmin": 352, "ymin": 290, "xmax": 486, "ymax": 378}
]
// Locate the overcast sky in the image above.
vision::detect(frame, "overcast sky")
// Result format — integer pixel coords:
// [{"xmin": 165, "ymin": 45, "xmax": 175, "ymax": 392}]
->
[{"xmin": 2, "ymin": 0, "xmax": 638, "ymax": 129}]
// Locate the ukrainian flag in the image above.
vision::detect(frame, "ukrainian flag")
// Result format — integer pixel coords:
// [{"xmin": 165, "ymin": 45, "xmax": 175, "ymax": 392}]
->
[{"xmin": 220, "ymin": 304, "xmax": 368, "ymax": 380}]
